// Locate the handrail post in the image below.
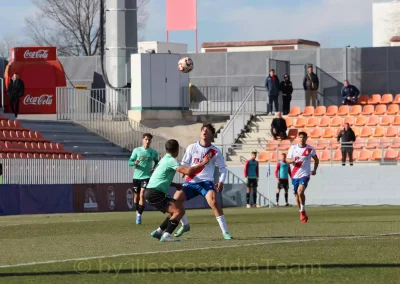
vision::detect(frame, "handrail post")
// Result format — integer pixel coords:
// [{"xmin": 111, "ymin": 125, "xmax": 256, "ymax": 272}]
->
[
  {"xmin": 330, "ymin": 143, "xmax": 333, "ymax": 166},
  {"xmin": 253, "ymin": 86, "xmax": 256, "ymax": 115}
]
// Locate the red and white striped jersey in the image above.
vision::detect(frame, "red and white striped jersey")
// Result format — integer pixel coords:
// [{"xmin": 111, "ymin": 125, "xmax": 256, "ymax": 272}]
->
[
  {"xmin": 287, "ymin": 144, "xmax": 316, "ymax": 179},
  {"xmin": 181, "ymin": 142, "xmax": 227, "ymax": 183}
]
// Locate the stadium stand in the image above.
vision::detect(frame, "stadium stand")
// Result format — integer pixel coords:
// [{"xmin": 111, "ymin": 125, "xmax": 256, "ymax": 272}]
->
[{"xmin": 0, "ymin": 115, "xmax": 83, "ymax": 159}]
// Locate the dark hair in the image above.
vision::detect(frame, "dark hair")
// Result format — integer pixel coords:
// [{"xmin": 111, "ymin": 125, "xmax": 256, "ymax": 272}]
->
[
  {"xmin": 299, "ymin": 131, "xmax": 308, "ymax": 138},
  {"xmin": 201, "ymin": 123, "xmax": 216, "ymax": 136},
  {"xmin": 281, "ymin": 153, "xmax": 287, "ymax": 156},
  {"xmin": 308, "ymin": 65, "xmax": 313, "ymax": 69},
  {"xmin": 270, "ymin": 69, "xmax": 275, "ymax": 72},
  {"xmin": 251, "ymin": 151, "xmax": 257, "ymax": 155},
  {"xmin": 143, "ymin": 133, "xmax": 153, "ymax": 139},
  {"xmin": 165, "ymin": 139, "xmax": 179, "ymax": 153}
]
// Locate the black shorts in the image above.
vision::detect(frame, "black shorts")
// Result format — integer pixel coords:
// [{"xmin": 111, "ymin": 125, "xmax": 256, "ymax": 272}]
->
[
  {"xmin": 247, "ymin": 178, "xmax": 258, "ymax": 188},
  {"xmin": 144, "ymin": 188, "xmax": 175, "ymax": 213},
  {"xmin": 133, "ymin": 178, "xmax": 150, "ymax": 193},
  {"xmin": 277, "ymin": 180, "xmax": 289, "ymax": 190}
]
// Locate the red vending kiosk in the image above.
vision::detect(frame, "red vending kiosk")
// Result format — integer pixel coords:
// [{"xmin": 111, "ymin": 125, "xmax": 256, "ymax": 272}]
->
[{"xmin": 4, "ymin": 46, "xmax": 67, "ymax": 114}]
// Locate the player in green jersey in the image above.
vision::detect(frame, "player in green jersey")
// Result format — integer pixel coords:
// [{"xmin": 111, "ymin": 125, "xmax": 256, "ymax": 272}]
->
[{"xmin": 128, "ymin": 133, "xmax": 159, "ymax": 224}]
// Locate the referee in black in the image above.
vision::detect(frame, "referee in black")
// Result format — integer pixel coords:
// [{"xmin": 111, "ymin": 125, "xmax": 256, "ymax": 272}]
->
[{"xmin": 337, "ymin": 123, "xmax": 356, "ymax": 166}]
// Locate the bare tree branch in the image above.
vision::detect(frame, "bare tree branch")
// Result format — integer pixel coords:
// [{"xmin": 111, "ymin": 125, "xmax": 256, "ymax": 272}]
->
[
  {"xmin": 25, "ymin": 0, "xmax": 149, "ymax": 57},
  {"xmin": 0, "ymin": 35, "xmax": 31, "ymax": 59}
]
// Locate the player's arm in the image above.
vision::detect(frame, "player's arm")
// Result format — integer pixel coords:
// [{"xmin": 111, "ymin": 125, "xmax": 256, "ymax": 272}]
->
[
  {"xmin": 311, "ymin": 151, "xmax": 319, "ymax": 175},
  {"xmin": 179, "ymin": 145, "xmax": 192, "ymax": 178},
  {"xmin": 274, "ymin": 162, "xmax": 280, "ymax": 179},
  {"xmin": 256, "ymin": 162, "xmax": 259, "ymax": 179},
  {"xmin": 128, "ymin": 149, "xmax": 138, "ymax": 167},
  {"xmin": 244, "ymin": 160, "xmax": 249, "ymax": 179},
  {"xmin": 151, "ymin": 151, "xmax": 159, "ymax": 171},
  {"xmin": 285, "ymin": 146, "xmax": 296, "ymax": 164},
  {"xmin": 215, "ymin": 151, "xmax": 227, "ymax": 184},
  {"xmin": 288, "ymin": 164, "xmax": 292, "ymax": 178},
  {"xmin": 176, "ymin": 154, "xmax": 210, "ymax": 176}
]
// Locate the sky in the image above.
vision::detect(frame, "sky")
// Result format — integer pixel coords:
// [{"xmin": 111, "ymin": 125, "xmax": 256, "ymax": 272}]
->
[{"xmin": 0, "ymin": 0, "xmax": 392, "ymax": 52}]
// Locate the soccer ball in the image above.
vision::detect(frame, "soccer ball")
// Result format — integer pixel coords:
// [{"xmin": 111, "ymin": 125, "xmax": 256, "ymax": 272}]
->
[{"xmin": 178, "ymin": 57, "xmax": 194, "ymax": 73}]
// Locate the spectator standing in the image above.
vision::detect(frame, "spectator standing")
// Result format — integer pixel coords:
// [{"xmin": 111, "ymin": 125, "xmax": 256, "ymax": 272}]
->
[
  {"xmin": 265, "ymin": 69, "xmax": 280, "ymax": 115},
  {"xmin": 303, "ymin": 65, "xmax": 319, "ymax": 107},
  {"xmin": 270, "ymin": 112, "xmax": 287, "ymax": 140},
  {"xmin": 7, "ymin": 73, "xmax": 25, "ymax": 118},
  {"xmin": 341, "ymin": 80, "xmax": 360, "ymax": 105},
  {"xmin": 337, "ymin": 123, "xmax": 356, "ymax": 166},
  {"xmin": 280, "ymin": 74, "xmax": 293, "ymax": 115},
  {"xmin": 243, "ymin": 152, "xmax": 260, "ymax": 208}
]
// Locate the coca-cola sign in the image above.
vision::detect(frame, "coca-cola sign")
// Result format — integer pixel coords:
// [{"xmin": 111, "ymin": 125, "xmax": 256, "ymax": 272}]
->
[
  {"xmin": 23, "ymin": 94, "xmax": 53, "ymax": 106},
  {"xmin": 23, "ymin": 49, "xmax": 49, "ymax": 59}
]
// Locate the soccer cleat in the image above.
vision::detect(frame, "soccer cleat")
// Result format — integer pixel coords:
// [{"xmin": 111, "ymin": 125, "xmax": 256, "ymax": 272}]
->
[
  {"xmin": 246, "ymin": 204, "xmax": 251, "ymax": 208},
  {"xmin": 223, "ymin": 232, "xmax": 233, "ymax": 240},
  {"xmin": 255, "ymin": 204, "xmax": 261, "ymax": 208},
  {"xmin": 151, "ymin": 230, "xmax": 162, "ymax": 240},
  {"xmin": 174, "ymin": 225, "xmax": 190, "ymax": 237},
  {"xmin": 136, "ymin": 215, "xmax": 142, "ymax": 225},
  {"xmin": 300, "ymin": 211, "xmax": 308, "ymax": 223},
  {"xmin": 285, "ymin": 203, "xmax": 290, "ymax": 207},
  {"xmin": 160, "ymin": 234, "xmax": 178, "ymax": 242}
]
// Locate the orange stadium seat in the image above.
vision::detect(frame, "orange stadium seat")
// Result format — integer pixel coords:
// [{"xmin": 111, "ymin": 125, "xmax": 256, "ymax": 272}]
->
[
  {"xmin": 393, "ymin": 94, "xmax": 400, "ymax": 104},
  {"xmin": 266, "ymin": 140, "xmax": 279, "ymax": 151},
  {"xmin": 349, "ymin": 105, "xmax": 362, "ymax": 116},
  {"xmin": 384, "ymin": 149, "xmax": 397, "ymax": 161},
  {"xmin": 319, "ymin": 151, "xmax": 331, "ymax": 161},
  {"xmin": 288, "ymin": 107, "xmax": 301, "ymax": 117},
  {"xmin": 285, "ymin": 117, "xmax": 293, "ymax": 128},
  {"xmin": 366, "ymin": 138, "xmax": 379, "ymax": 149},
  {"xmin": 322, "ymin": 128, "xmax": 335, "ymax": 138},
  {"xmin": 361, "ymin": 105, "xmax": 374, "ymax": 115},
  {"xmin": 287, "ymin": 129, "xmax": 298, "ymax": 139},
  {"xmin": 381, "ymin": 138, "xmax": 391, "ymax": 149},
  {"xmin": 302, "ymin": 106, "xmax": 314, "ymax": 116},
  {"xmin": 318, "ymin": 117, "xmax": 330, "ymax": 127},
  {"xmin": 344, "ymin": 116, "xmax": 354, "ymax": 126},
  {"xmin": 269, "ymin": 152, "xmax": 278, "ymax": 162},
  {"xmin": 313, "ymin": 139, "xmax": 326, "ymax": 150},
  {"xmin": 352, "ymin": 127, "xmax": 360, "ymax": 137},
  {"xmin": 330, "ymin": 138, "xmax": 341, "ymax": 150},
  {"xmin": 314, "ymin": 106, "xmax": 326, "ymax": 116},
  {"xmin": 368, "ymin": 94, "xmax": 381, "ymax": 105},
  {"xmin": 387, "ymin": 104, "xmax": 399, "ymax": 115},
  {"xmin": 393, "ymin": 116, "xmax": 400, "ymax": 126},
  {"xmin": 391, "ymin": 137, "xmax": 400, "ymax": 149},
  {"xmin": 358, "ymin": 95, "xmax": 369, "ymax": 105},
  {"xmin": 326, "ymin": 105, "xmax": 338, "ymax": 116},
  {"xmin": 306, "ymin": 117, "xmax": 318, "ymax": 127},
  {"xmin": 335, "ymin": 128, "xmax": 342, "ymax": 137},
  {"xmin": 278, "ymin": 140, "xmax": 291, "ymax": 151},
  {"xmin": 385, "ymin": 126, "xmax": 398, "ymax": 137},
  {"xmin": 333, "ymin": 150, "xmax": 342, "ymax": 161},
  {"xmin": 374, "ymin": 104, "xmax": 387, "ymax": 115},
  {"xmin": 329, "ymin": 116, "xmax": 343, "ymax": 127},
  {"xmin": 337, "ymin": 105, "xmax": 349, "ymax": 116},
  {"xmin": 294, "ymin": 117, "xmax": 306, "ymax": 128},
  {"xmin": 358, "ymin": 150, "xmax": 371, "ymax": 161},
  {"xmin": 74, "ymin": 154, "xmax": 84, "ymax": 159},
  {"xmin": 309, "ymin": 128, "xmax": 322, "ymax": 139},
  {"xmin": 360, "ymin": 127, "xmax": 372, "ymax": 138},
  {"xmin": 373, "ymin": 126, "xmax": 385, "ymax": 137},
  {"xmin": 370, "ymin": 149, "xmax": 382, "ymax": 161},
  {"xmin": 353, "ymin": 137, "xmax": 365, "ymax": 149},
  {"xmin": 380, "ymin": 94, "xmax": 393, "ymax": 104},
  {"xmin": 367, "ymin": 115, "xmax": 380, "ymax": 126},
  {"xmin": 380, "ymin": 115, "xmax": 392, "ymax": 126}
]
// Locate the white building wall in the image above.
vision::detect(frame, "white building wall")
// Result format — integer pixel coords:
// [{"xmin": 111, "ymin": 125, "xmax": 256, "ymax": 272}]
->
[{"xmin": 373, "ymin": 2, "xmax": 400, "ymax": 47}]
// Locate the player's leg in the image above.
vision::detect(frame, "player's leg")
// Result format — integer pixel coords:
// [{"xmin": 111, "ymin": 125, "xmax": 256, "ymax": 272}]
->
[
  {"xmin": 133, "ymin": 179, "xmax": 142, "ymax": 224},
  {"xmin": 136, "ymin": 179, "xmax": 149, "ymax": 224},
  {"xmin": 292, "ymin": 178, "xmax": 301, "ymax": 209},
  {"xmin": 252, "ymin": 181, "xmax": 259, "ymax": 208},
  {"xmin": 284, "ymin": 185, "xmax": 289, "ymax": 206},
  {"xmin": 276, "ymin": 183, "xmax": 281, "ymax": 206},
  {"xmin": 160, "ymin": 199, "xmax": 185, "ymax": 242},
  {"xmin": 297, "ymin": 178, "xmax": 309, "ymax": 222},
  {"xmin": 173, "ymin": 184, "xmax": 199, "ymax": 237},
  {"xmin": 246, "ymin": 180, "xmax": 251, "ymax": 208}
]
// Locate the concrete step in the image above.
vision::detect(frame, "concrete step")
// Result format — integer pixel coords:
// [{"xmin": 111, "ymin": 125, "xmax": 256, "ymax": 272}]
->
[
  {"xmin": 43, "ymin": 134, "xmax": 107, "ymax": 142},
  {"xmin": 22, "ymin": 124, "xmax": 88, "ymax": 133},
  {"xmin": 242, "ymin": 132, "xmax": 272, "ymax": 139},
  {"xmin": 64, "ymin": 146, "xmax": 127, "ymax": 154},
  {"xmin": 58, "ymin": 141, "xmax": 114, "ymax": 147}
]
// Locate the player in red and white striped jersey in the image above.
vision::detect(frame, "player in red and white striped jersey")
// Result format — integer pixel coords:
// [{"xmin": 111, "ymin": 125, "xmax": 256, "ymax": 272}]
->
[
  {"xmin": 286, "ymin": 131, "xmax": 319, "ymax": 223},
  {"xmin": 173, "ymin": 123, "xmax": 232, "ymax": 240}
]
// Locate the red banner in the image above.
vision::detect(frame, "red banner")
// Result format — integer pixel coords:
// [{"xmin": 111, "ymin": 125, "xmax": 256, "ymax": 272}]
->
[
  {"xmin": 11, "ymin": 47, "xmax": 57, "ymax": 62},
  {"xmin": 166, "ymin": 0, "xmax": 197, "ymax": 31}
]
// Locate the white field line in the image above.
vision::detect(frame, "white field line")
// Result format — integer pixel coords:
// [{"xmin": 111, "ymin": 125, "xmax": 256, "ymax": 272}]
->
[
  {"xmin": 0, "ymin": 232, "xmax": 399, "ymax": 269},
  {"xmin": 0, "ymin": 220, "xmax": 101, "ymax": 227}
]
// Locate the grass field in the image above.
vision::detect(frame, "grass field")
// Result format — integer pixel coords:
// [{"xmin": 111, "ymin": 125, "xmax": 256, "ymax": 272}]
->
[{"xmin": 0, "ymin": 206, "xmax": 399, "ymax": 283}]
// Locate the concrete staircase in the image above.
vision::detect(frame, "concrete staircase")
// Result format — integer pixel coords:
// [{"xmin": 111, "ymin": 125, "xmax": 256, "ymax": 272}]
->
[
  {"xmin": 225, "ymin": 115, "xmax": 274, "ymax": 164},
  {"xmin": 19, "ymin": 120, "xmax": 131, "ymax": 159}
]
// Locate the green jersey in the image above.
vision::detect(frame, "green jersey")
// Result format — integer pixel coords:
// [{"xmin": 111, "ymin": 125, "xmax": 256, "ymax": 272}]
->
[
  {"xmin": 128, "ymin": 146, "xmax": 159, "ymax": 179},
  {"xmin": 147, "ymin": 154, "xmax": 180, "ymax": 193}
]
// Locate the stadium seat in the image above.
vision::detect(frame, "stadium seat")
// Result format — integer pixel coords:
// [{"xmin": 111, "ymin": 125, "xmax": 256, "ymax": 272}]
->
[
  {"xmin": 314, "ymin": 139, "xmax": 327, "ymax": 150},
  {"xmin": 75, "ymin": 154, "xmax": 84, "ymax": 159},
  {"xmin": 381, "ymin": 138, "xmax": 391, "ymax": 149},
  {"xmin": 360, "ymin": 127, "xmax": 372, "ymax": 137},
  {"xmin": 374, "ymin": 104, "xmax": 387, "ymax": 115},
  {"xmin": 385, "ymin": 126, "xmax": 398, "ymax": 137},
  {"xmin": 372, "ymin": 126, "xmax": 385, "ymax": 137},
  {"xmin": 333, "ymin": 150, "xmax": 342, "ymax": 161},
  {"xmin": 361, "ymin": 105, "xmax": 374, "ymax": 115},
  {"xmin": 393, "ymin": 116, "xmax": 400, "ymax": 126},
  {"xmin": 384, "ymin": 149, "xmax": 397, "ymax": 161},
  {"xmin": 329, "ymin": 138, "xmax": 340, "ymax": 150},
  {"xmin": 266, "ymin": 140, "xmax": 279, "ymax": 151},
  {"xmin": 390, "ymin": 137, "xmax": 400, "ymax": 148},
  {"xmin": 337, "ymin": 105, "xmax": 349, "ymax": 116},
  {"xmin": 269, "ymin": 152, "xmax": 278, "ymax": 162},
  {"xmin": 380, "ymin": 115, "xmax": 392, "ymax": 126},
  {"xmin": 349, "ymin": 105, "xmax": 362, "ymax": 116},
  {"xmin": 314, "ymin": 106, "xmax": 326, "ymax": 116},
  {"xmin": 278, "ymin": 140, "xmax": 291, "ymax": 151},
  {"xmin": 352, "ymin": 127, "xmax": 360, "ymax": 137},
  {"xmin": 358, "ymin": 150, "xmax": 371, "ymax": 161},
  {"xmin": 318, "ymin": 117, "xmax": 330, "ymax": 127},
  {"xmin": 370, "ymin": 149, "xmax": 382, "ymax": 161},
  {"xmin": 294, "ymin": 117, "xmax": 306, "ymax": 128},
  {"xmin": 326, "ymin": 105, "xmax": 338, "ymax": 116},
  {"xmin": 322, "ymin": 128, "xmax": 335, "ymax": 138},
  {"xmin": 329, "ymin": 116, "xmax": 343, "ymax": 127},
  {"xmin": 0, "ymin": 153, "xmax": 6, "ymax": 159},
  {"xmin": 353, "ymin": 137, "xmax": 365, "ymax": 149},
  {"xmin": 287, "ymin": 129, "xmax": 298, "ymax": 139},
  {"xmin": 380, "ymin": 94, "xmax": 393, "ymax": 104},
  {"xmin": 309, "ymin": 128, "xmax": 322, "ymax": 138},
  {"xmin": 358, "ymin": 95, "xmax": 369, "ymax": 105},
  {"xmin": 352, "ymin": 151, "xmax": 359, "ymax": 161},
  {"xmin": 335, "ymin": 128, "xmax": 342, "ymax": 136},
  {"xmin": 288, "ymin": 107, "xmax": 301, "ymax": 117},
  {"xmin": 393, "ymin": 94, "xmax": 400, "ymax": 104},
  {"xmin": 284, "ymin": 117, "xmax": 293, "ymax": 128},
  {"xmin": 344, "ymin": 116, "xmax": 354, "ymax": 126},
  {"xmin": 366, "ymin": 138, "xmax": 379, "ymax": 149},
  {"xmin": 65, "ymin": 154, "xmax": 72, "ymax": 159},
  {"xmin": 302, "ymin": 106, "xmax": 314, "ymax": 116},
  {"xmin": 368, "ymin": 94, "xmax": 381, "ymax": 105},
  {"xmin": 320, "ymin": 151, "xmax": 331, "ymax": 161},
  {"xmin": 387, "ymin": 104, "xmax": 399, "ymax": 115},
  {"xmin": 306, "ymin": 117, "xmax": 318, "ymax": 127}
]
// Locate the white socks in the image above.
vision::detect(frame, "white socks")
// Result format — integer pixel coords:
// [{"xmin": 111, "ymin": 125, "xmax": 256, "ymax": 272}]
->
[
  {"xmin": 180, "ymin": 214, "xmax": 189, "ymax": 226},
  {"xmin": 156, "ymin": 227, "xmax": 163, "ymax": 233},
  {"xmin": 136, "ymin": 211, "xmax": 141, "ymax": 217},
  {"xmin": 300, "ymin": 205, "xmax": 305, "ymax": 212},
  {"xmin": 216, "ymin": 215, "xmax": 228, "ymax": 234}
]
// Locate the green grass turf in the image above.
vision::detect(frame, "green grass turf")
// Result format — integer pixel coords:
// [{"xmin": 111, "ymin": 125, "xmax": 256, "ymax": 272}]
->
[{"xmin": 0, "ymin": 206, "xmax": 399, "ymax": 283}]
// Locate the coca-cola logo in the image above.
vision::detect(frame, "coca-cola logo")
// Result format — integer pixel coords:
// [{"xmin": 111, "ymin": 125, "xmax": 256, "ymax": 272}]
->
[
  {"xmin": 23, "ymin": 94, "xmax": 53, "ymax": 105},
  {"xmin": 23, "ymin": 49, "xmax": 49, "ymax": 59}
]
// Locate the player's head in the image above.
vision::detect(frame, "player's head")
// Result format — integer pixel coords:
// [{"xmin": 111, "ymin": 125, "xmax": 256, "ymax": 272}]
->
[
  {"xmin": 142, "ymin": 133, "xmax": 153, "ymax": 148},
  {"xmin": 165, "ymin": 139, "xmax": 179, "ymax": 157},
  {"xmin": 298, "ymin": 131, "xmax": 308, "ymax": 146},
  {"xmin": 281, "ymin": 152, "xmax": 287, "ymax": 161},
  {"xmin": 200, "ymin": 123, "xmax": 215, "ymax": 143},
  {"xmin": 251, "ymin": 151, "xmax": 257, "ymax": 160},
  {"xmin": 344, "ymin": 123, "xmax": 350, "ymax": 130}
]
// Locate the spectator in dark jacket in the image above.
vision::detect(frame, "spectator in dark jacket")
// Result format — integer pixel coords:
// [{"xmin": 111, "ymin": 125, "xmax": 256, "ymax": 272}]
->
[
  {"xmin": 303, "ymin": 65, "xmax": 319, "ymax": 107},
  {"xmin": 341, "ymin": 80, "xmax": 360, "ymax": 105},
  {"xmin": 265, "ymin": 69, "xmax": 280, "ymax": 115},
  {"xmin": 270, "ymin": 112, "xmax": 287, "ymax": 140},
  {"xmin": 7, "ymin": 73, "xmax": 25, "ymax": 118},
  {"xmin": 280, "ymin": 74, "xmax": 293, "ymax": 115},
  {"xmin": 337, "ymin": 123, "xmax": 356, "ymax": 166}
]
